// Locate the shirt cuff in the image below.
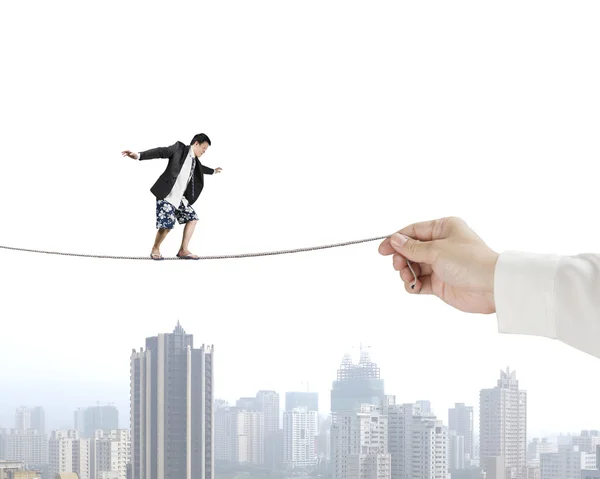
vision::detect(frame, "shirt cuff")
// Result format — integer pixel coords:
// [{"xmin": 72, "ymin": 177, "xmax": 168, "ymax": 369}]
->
[{"xmin": 494, "ymin": 250, "xmax": 562, "ymax": 339}]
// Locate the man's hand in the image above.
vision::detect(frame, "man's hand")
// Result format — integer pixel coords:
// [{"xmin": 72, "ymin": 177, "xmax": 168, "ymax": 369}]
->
[
  {"xmin": 122, "ymin": 150, "xmax": 139, "ymax": 160},
  {"xmin": 214, "ymin": 167, "xmax": 223, "ymax": 174},
  {"xmin": 378, "ymin": 216, "xmax": 500, "ymax": 314}
]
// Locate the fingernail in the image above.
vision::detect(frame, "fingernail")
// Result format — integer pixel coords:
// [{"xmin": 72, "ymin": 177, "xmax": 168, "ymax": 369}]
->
[{"xmin": 390, "ymin": 233, "xmax": 408, "ymax": 249}]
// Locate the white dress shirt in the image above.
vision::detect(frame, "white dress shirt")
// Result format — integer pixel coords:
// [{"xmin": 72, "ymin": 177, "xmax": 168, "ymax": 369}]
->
[{"xmin": 495, "ymin": 251, "xmax": 600, "ymax": 359}]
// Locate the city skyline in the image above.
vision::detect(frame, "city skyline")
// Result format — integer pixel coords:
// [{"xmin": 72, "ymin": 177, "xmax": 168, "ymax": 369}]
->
[
  {"xmin": 0, "ymin": 352, "xmax": 594, "ymax": 440},
  {"xmin": 3, "ymin": 325, "xmax": 600, "ymax": 479}
]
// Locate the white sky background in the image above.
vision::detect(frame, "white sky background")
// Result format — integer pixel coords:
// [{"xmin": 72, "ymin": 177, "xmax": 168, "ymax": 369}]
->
[{"xmin": 0, "ymin": 0, "xmax": 599, "ymax": 437}]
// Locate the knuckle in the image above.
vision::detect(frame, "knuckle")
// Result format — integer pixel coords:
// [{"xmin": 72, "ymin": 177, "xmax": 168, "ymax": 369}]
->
[
  {"xmin": 447, "ymin": 216, "xmax": 465, "ymax": 228},
  {"xmin": 406, "ymin": 240, "xmax": 420, "ymax": 255}
]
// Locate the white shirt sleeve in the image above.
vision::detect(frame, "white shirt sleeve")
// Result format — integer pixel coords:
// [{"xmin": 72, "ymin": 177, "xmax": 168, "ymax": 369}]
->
[{"xmin": 494, "ymin": 250, "xmax": 600, "ymax": 359}]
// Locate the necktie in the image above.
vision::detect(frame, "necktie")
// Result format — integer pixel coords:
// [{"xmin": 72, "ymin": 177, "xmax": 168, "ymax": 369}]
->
[{"xmin": 190, "ymin": 156, "xmax": 197, "ymax": 199}]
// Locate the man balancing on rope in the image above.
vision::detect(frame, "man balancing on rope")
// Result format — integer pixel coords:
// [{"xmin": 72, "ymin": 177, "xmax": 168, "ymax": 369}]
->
[{"xmin": 122, "ymin": 133, "xmax": 222, "ymax": 260}]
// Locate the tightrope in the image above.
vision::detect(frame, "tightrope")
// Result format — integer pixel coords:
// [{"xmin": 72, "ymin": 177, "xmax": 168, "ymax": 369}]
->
[
  {"xmin": 0, "ymin": 236, "xmax": 390, "ymax": 260},
  {"xmin": 0, "ymin": 235, "xmax": 418, "ymax": 284}
]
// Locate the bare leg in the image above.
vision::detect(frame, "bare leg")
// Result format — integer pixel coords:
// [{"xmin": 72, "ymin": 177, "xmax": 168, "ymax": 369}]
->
[
  {"xmin": 152, "ymin": 228, "xmax": 171, "ymax": 258},
  {"xmin": 178, "ymin": 220, "xmax": 198, "ymax": 258}
]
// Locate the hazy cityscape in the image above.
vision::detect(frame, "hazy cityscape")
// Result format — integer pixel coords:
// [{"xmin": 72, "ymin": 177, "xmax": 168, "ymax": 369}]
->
[{"xmin": 1, "ymin": 323, "xmax": 598, "ymax": 479}]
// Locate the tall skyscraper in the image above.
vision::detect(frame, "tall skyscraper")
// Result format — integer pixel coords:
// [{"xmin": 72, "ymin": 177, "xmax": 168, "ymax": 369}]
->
[
  {"xmin": 130, "ymin": 322, "xmax": 214, "ymax": 479},
  {"xmin": 384, "ymin": 402, "xmax": 448, "ymax": 479},
  {"xmin": 255, "ymin": 391, "xmax": 281, "ymax": 470},
  {"xmin": 31, "ymin": 408, "xmax": 45, "ymax": 435},
  {"xmin": 285, "ymin": 392, "xmax": 318, "ymax": 412},
  {"xmin": 214, "ymin": 407, "xmax": 264, "ymax": 465},
  {"xmin": 283, "ymin": 407, "xmax": 318, "ymax": 470},
  {"xmin": 49, "ymin": 430, "xmax": 80, "ymax": 479},
  {"xmin": 331, "ymin": 404, "xmax": 390, "ymax": 479},
  {"xmin": 74, "ymin": 409, "xmax": 86, "ymax": 435},
  {"xmin": 480, "ymin": 368, "xmax": 527, "ymax": 479},
  {"xmin": 14, "ymin": 408, "xmax": 31, "ymax": 431},
  {"xmin": 83, "ymin": 406, "xmax": 119, "ymax": 438},
  {"xmin": 91, "ymin": 429, "xmax": 131, "ymax": 479},
  {"xmin": 448, "ymin": 430, "xmax": 465, "ymax": 471},
  {"xmin": 330, "ymin": 349, "xmax": 385, "ymax": 475},
  {"xmin": 73, "ymin": 437, "xmax": 92, "ymax": 479},
  {"xmin": 255, "ymin": 391, "xmax": 280, "ymax": 433},
  {"xmin": 330, "ymin": 351, "xmax": 385, "ymax": 419},
  {"xmin": 448, "ymin": 403, "xmax": 474, "ymax": 466}
]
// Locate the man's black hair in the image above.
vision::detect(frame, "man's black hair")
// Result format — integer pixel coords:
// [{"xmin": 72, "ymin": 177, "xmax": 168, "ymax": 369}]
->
[{"xmin": 190, "ymin": 133, "xmax": 211, "ymax": 146}]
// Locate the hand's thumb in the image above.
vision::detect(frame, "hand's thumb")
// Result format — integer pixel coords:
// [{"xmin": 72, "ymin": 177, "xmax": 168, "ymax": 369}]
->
[{"xmin": 389, "ymin": 233, "xmax": 435, "ymax": 264}]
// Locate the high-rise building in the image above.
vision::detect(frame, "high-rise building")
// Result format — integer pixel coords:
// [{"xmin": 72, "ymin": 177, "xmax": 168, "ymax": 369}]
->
[
  {"xmin": 48, "ymin": 429, "xmax": 126, "ymax": 479},
  {"xmin": 480, "ymin": 368, "xmax": 527, "ymax": 479},
  {"xmin": 255, "ymin": 391, "xmax": 281, "ymax": 470},
  {"xmin": 330, "ymin": 350, "xmax": 385, "ymax": 476},
  {"xmin": 285, "ymin": 392, "xmax": 318, "ymax": 412},
  {"xmin": 91, "ymin": 429, "xmax": 131, "ymax": 479},
  {"xmin": 214, "ymin": 407, "xmax": 264, "ymax": 465},
  {"xmin": 331, "ymin": 404, "xmax": 390, "ymax": 479},
  {"xmin": 49, "ymin": 430, "xmax": 79, "ymax": 479},
  {"xmin": 416, "ymin": 401, "xmax": 432, "ymax": 414},
  {"xmin": 236, "ymin": 398, "xmax": 257, "ymax": 410},
  {"xmin": 283, "ymin": 407, "xmax": 318, "ymax": 470},
  {"xmin": 214, "ymin": 400, "xmax": 229, "ymax": 411},
  {"xmin": 130, "ymin": 322, "xmax": 214, "ymax": 479},
  {"xmin": 526, "ymin": 464, "xmax": 540, "ymax": 479},
  {"xmin": 256, "ymin": 391, "xmax": 280, "ymax": 434},
  {"xmin": 226, "ymin": 391, "xmax": 282, "ymax": 470},
  {"xmin": 330, "ymin": 351, "xmax": 385, "ymax": 419},
  {"xmin": 527, "ymin": 438, "xmax": 557, "ymax": 464},
  {"xmin": 30, "ymin": 408, "xmax": 45, "ymax": 435},
  {"xmin": 570, "ymin": 431, "xmax": 600, "ymax": 454},
  {"xmin": 73, "ymin": 437, "xmax": 92, "ymax": 479},
  {"xmin": 540, "ymin": 444, "xmax": 596, "ymax": 479},
  {"xmin": 316, "ymin": 414, "xmax": 332, "ymax": 460},
  {"xmin": 448, "ymin": 430, "xmax": 465, "ymax": 470},
  {"xmin": 1, "ymin": 429, "xmax": 48, "ymax": 467},
  {"xmin": 449, "ymin": 403, "xmax": 474, "ymax": 466},
  {"xmin": 266, "ymin": 430, "xmax": 284, "ymax": 471},
  {"xmin": 384, "ymin": 402, "xmax": 448, "ymax": 479},
  {"xmin": 83, "ymin": 406, "xmax": 119, "ymax": 438},
  {"xmin": 75, "ymin": 409, "xmax": 86, "ymax": 435},
  {"xmin": 73, "ymin": 406, "xmax": 119, "ymax": 439},
  {"xmin": 14, "ymin": 409, "xmax": 30, "ymax": 432},
  {"xmin": 0, "ymin": 433, "xmax": 5, "ymax": 460}
]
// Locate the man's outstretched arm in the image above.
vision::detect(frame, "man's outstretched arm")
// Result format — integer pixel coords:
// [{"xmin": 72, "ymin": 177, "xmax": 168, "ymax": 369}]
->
[
  {"xmin": 122, "ymin": 142, "xmax": 179, "ymax": 161},
  {"xmin": 202, "ymin": 166, "xmax": 222, "ymax": 174}
]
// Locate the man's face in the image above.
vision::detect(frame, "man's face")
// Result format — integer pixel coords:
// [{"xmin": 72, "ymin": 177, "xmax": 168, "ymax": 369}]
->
[{"xmin": 192, "ymin": 141, "xmax": 209, "ymax": 158}]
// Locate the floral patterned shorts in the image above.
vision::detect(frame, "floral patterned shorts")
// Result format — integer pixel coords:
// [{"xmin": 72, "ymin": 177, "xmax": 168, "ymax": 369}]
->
[{"xmin": 156, "ymin": 200, "xmax": 199, "ymax": 230}]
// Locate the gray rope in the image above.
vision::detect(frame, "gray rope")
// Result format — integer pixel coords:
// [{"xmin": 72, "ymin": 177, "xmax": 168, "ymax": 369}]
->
[{"xmin": 0, "ymin": 235, "xmax": 417, "ymax": 284}]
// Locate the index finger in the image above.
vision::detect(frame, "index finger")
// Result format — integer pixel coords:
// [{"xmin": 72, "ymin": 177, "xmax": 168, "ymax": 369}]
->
[{"xmin": 378, "ymin": 217, "xmax": 457, "ymax": 256}]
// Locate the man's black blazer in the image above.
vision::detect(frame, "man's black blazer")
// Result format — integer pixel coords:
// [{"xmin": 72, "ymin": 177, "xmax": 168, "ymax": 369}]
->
[{"xmin": 139, "ymin": 141, "xmax": 215, "ymax": 205}]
